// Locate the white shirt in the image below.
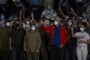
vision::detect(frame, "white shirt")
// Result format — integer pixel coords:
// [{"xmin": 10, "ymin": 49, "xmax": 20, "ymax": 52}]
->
[
  {"xmin": 42, "ymin": 9, "xmax": 57, "ymax": 20},
  {"xmin": 75, "ymin": 32, "xmax": 90, "ymax": 47}
]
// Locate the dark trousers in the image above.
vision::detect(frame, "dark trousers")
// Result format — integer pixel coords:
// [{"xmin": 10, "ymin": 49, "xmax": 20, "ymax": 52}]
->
[
  {"xmin": 64, "ymin": 46, "xmax": 70, "ymax": 60},
  {"xmin": 69, "ymin": 46, "xmax": 77, "ymax": 60},
  {"xmin": 27, "ymin": 52, "xmax": 39, "ymax": 60},
  {"xmin": 50, "ymin": 45, "xmax": 64, "ymax": 60},
  {"xmin": 40, "ymin": 47, "xmax": 48, "ymax": 60},
  {"xmin": 12, "ymin": 49, "xmax": 23, "ymax": 60},
  {"xmin": 0, "ymin": 51, "xmax": 9, "ymax": 60}
]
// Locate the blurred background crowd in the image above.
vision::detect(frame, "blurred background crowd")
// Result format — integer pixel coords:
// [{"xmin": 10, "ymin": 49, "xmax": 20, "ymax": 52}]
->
[{"xmin": 0, "ymin": 0, "xmax": 90, "ymax": 60}]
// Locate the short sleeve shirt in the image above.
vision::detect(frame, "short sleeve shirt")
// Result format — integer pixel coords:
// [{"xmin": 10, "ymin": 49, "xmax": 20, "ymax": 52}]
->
[{"xmin": 75, "ymin": 32, "xmax": 90, "ymax": 46}]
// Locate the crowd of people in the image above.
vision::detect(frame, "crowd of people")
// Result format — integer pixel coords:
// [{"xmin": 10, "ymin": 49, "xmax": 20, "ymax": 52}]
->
[{"xmin": 0, "ymin": 0, "xmax": 90, "ymax": 60}]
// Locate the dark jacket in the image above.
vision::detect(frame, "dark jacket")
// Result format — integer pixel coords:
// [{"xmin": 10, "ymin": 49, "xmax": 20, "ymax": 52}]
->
[
  {"xmin": 10, "ymin": 27, "xmax": 26, "ymax": 49},
  {"xmin": 0, "ymin": 27, "xmax": 12, "ymax": 51},
  {"xmin": 24, "ymin": 30, "xmax": 41, "ymax": 52}
]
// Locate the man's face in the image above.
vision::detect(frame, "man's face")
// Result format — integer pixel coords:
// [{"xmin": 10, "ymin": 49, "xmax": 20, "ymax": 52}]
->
[
  {"xmin": 44, "ymin": 20, "xmax": 49, "ymax": 26},
  {"xmin": 47, "ymin": 5, "xmax": 52, "ymax": 10},
  {"xmin": 15, "ymin": 21, "xmax": 20, "ymax": 24},
  {"xmin": 6, "ymin": 22, "xmax": 10, "ymax": 27},
  {"xmin": 82, "ymin": 12, "xmax": 87, "ymax": 17},
  {"xmin": 14, "ymin": 15, "xmax": 18, "ymax": 20},
  {"xmin": 50, "ymin": 22, "xmax": 54, "ymax": 26},
  {"xmin": 15, "ymin": 21, "xmax": 20, "ymax": 28},
  {"xmin": 54, "ymin": 21, "xmax": 59, "ymax": 26},
  {"xmin": 55, "ymin": 16, "xmax": 60, "ymax": 21},
  {"xmin": 68, "ymin": 20, "xmax": 72, "ymax": 27},
  {"xmin": 31, "ymin": 25, "xmax": 36, "ymax": 31}
]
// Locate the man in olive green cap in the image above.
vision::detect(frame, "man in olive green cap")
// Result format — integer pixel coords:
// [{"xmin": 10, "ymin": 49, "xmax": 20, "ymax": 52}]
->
[{"xmin": 24, "ymin": 22, "xmax": 41, "ymax": 60}]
